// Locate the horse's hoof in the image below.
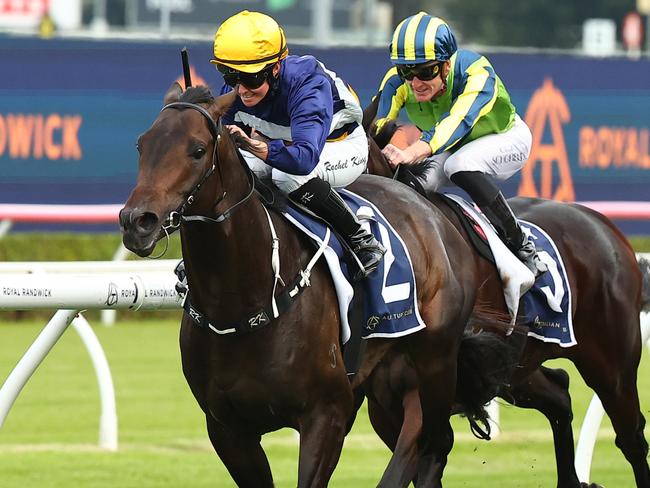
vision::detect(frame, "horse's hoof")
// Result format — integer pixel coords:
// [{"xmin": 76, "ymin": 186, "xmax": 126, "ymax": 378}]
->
[{"xmin": 579, "ymin": 482, "xmax": 604, "ymax": 488}]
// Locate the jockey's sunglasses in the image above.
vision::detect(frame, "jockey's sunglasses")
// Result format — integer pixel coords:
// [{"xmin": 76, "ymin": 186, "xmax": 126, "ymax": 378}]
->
[
  {"xmin": 397, "ymin": 62, "xmax": 442, "ymax": 82},
  {"xmin": 216, "ymin": 64, "xmax": 272, "ymax": 89}
]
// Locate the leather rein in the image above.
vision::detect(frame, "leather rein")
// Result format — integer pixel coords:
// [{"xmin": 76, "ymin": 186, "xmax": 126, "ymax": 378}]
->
[{"xmin": 157, "ymin": 101, "xmax": 320, "ymax": 335}]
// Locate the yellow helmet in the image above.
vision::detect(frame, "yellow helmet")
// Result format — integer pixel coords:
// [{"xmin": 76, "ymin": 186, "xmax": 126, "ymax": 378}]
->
[{"xmin": 211, "ymin": 10, "xmax": 288, "ymax": 73}]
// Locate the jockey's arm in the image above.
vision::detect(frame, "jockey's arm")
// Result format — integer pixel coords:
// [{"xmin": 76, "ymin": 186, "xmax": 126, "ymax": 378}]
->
[
  {"xmin": 219, "ymin": 75, "xmax": 333, "ymax": 176},
  {"xmin": 374, "ymin": 67, "xmax": 409, "ymax": 133},
  {"xmin": 268, "ymin": 73, "xmax": 332, "ymax": 175}
]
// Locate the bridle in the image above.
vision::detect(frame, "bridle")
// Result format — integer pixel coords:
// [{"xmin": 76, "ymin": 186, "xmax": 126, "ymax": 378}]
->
[
  {"xmin": 153, "ymin": 102, "xmax": 321, "ymax": 333},
  {"xmin": 160, "ymin": 101, "xmax": 257, "ymax": 229}
]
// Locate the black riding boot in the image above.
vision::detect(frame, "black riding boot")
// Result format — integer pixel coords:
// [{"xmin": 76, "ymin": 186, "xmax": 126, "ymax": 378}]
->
[
  {"xmin": 451, "ymin": 171, "xmax": 548, "ymax": 277},
  {"xmin": 289, "ymin": 178, "xmax": 386, "ymax": 281}
]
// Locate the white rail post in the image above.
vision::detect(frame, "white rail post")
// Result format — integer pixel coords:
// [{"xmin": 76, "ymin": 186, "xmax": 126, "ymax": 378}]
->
[
  {"xmin": 574, "ymin": 394, "xmax": 604, "ymax": 482},
  {"xmin": 100, "ymin": 243, "xmax": 133, "ymax": 326},
  {"xmin": 486, "ymin": 400, "xmax": 501, "ymax": 438},
  {"xmin": 0, "ymin": 309, "xmax": 80, "ymax": 429},
  {"xmin": 0, "ymin": 269, "xmax": 182, "ymax": 450},
  {"xmin": 0, "ymin": 219, "xmax": 12, "ymax": 238},
  {"xmin": 71, "ymin": 314, "xmax": 117, "ymax": 450}
]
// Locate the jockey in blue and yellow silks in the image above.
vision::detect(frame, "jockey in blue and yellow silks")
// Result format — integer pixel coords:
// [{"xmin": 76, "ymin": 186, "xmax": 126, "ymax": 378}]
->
[
  {"xmin": 376, "ymin": 12, "xmax": 547, "ymax": 277},
  {"xmin": 212, "ymin": 10, "xmax": 385, "ymax": 280}
]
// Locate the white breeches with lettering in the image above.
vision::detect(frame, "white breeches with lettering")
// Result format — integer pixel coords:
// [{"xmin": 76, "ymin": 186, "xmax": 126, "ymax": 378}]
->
[
  {"xmin": 240, "ymin": 125, "xmax": 369, "ymax": 194},
  {"xmin": 420, "ymin": 114, "xmax": 532, "ymax": 192}
]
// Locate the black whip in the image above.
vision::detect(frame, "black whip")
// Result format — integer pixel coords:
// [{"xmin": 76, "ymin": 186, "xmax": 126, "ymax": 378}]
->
[{"xmin": 181, "ymin": 47, "xmax": 192, "ymax": 89}]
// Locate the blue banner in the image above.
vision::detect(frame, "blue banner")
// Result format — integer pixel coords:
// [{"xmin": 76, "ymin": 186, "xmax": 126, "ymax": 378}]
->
[{"xmin": 1, "ymin": 36, "xmax": 648, "ymax": 233}]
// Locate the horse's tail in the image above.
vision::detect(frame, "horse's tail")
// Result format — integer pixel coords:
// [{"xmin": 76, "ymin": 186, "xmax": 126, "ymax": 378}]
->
[
  {"xmin": 455, "ymin": 310, "xmax": 527, "ymax": 440},
  {"xmin": 639, "ymin": 256, "xmax": 650, "ymax": 312}
]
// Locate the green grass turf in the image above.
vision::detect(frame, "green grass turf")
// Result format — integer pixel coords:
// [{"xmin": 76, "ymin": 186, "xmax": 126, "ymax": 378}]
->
[{"xmin": 1, "ymin": 317, "xmax": 649, "ymax": 487}]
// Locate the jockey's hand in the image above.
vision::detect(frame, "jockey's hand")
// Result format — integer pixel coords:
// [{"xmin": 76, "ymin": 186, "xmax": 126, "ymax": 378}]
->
[
  {"xmin": 226, "ymin": 124, "xmax": 248, "ymax": 139},
  {"xmin": 382, "ymin": 141, "xmax": 433, "ymax": 168},
  {"xmin": 226, "ymin": 125, "xmax": 269, "ymax": 161},
  {"xmin": 382, "ymin": 144, "xmax": 412, "ymax": 168}
]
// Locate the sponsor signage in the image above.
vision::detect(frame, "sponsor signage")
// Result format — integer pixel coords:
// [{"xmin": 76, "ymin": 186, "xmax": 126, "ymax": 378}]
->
[{"xmin": 0, "ymin": 38, "xmax": 648, "ymax": 233}]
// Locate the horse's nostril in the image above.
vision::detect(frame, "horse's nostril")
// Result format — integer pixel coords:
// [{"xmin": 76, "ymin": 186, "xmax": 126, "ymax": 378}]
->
[
  {"xmin": 119, "ymin": 208, "xmax": 131, "ymax": 229},
  {"xmin": 134, "ymin": 211, "xmax": 159, "ymax": 233}
]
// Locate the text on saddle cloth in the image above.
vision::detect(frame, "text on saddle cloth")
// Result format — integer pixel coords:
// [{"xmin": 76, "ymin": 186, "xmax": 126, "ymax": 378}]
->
[
  {"xmin": 283, "ymin": 188, "xmax": 426, "ymax": 341},
  {"xmin": 445, "ymin": 193, "xmax": 575, "ymax": 347},
  {"xmin": 519, "ymin": 220, "xmax": 575, "ymax": 347}
]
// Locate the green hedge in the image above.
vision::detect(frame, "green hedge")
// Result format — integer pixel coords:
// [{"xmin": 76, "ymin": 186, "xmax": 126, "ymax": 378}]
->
[
  {"xmin": 632, "ymin": 236, "xmax": 650, "ymax": 253},
  {"xmin": 1, "ymin": 232, "xmax": 648, "ymax": 262},
  {"xmin": 0, "ymin": 233, "xmax": 182, "ymax": 261}
]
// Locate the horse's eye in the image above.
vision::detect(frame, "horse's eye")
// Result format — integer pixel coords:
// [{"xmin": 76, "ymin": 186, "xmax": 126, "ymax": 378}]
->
[
  {"xmin": 135, "ymin": 142, "xmax": 141, "ymax": 154},
  {"xmin": 192, "ymin": 147, "xmax": 206, "ymax": 160}
]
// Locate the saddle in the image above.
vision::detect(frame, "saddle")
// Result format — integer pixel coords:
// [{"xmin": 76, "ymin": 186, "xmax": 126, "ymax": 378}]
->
[
  {"xmin": 394, "ymin": 165, "xmax": 493, "ymax": 263},
  {"xmin": 394, "ymin": 167, "xmax": 575, "ymax": 346}
]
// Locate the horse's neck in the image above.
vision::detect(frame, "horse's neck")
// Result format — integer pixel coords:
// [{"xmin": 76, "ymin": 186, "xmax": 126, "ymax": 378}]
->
[{"xmin": 180, "ymin": 200, "xmax": 284, "ymax": 317}]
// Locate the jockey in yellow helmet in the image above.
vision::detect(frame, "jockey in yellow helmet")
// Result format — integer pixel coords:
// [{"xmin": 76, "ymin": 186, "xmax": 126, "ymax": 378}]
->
[
  {"xmin": 376, "ymin": 12, "xmax": 546, "ymax": 277},
  {"xmin": 212, "ymin": 11, "xmax": 385, "ymax": 280}
]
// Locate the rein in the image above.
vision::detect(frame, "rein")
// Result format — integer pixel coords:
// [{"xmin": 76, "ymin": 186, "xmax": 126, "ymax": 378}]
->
[{"xmin": 158, "ymin": 100, "xmax": 326, "ymax": 335}]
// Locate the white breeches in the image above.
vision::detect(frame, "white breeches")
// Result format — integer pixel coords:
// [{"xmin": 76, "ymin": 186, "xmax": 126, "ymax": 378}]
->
[
  {"xmin": 420, "ymin": 114, "xmax": 532, "ymax": 192},
  {"xmin": 240, "ymin": 125, "xmax": 369, "ymax": 194}
]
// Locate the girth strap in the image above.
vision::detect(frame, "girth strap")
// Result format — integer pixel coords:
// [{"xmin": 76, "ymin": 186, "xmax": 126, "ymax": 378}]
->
[
  {"xmin": 175, "ymin": 214, "xmax": 331, "ymax": 336},
  {"xmin": 181, "ymin": 273, "xmax": 310, "ymax": 335}
]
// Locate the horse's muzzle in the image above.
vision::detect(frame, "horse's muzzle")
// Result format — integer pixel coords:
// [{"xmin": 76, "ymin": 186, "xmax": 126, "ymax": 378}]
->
[{"xmin": 119, "ymin": 206, "xmax": 161, "ymax": 257}]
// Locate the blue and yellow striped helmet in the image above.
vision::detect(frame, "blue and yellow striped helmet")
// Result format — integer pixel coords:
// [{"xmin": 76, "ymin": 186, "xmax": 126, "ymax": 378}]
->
[{"xmin": 390, "ymin": 12, "xmax": 457, "ymax": 65}]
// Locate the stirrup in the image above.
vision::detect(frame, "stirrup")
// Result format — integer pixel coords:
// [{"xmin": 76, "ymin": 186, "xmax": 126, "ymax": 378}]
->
[
  {"xmin": 523, "ymin": 254, "xmax": 547, "ymax": 278},
  {"xmin": 517, "ymin": 241, "xmax": 548, "ymax": 278},
  {"xmin": 349, "ymin": 232, "xmax": 386, "ymax": 281}
]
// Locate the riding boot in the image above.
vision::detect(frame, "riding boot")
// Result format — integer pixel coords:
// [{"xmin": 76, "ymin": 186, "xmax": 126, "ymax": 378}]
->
[
  {"xmin": 451, "ymin": 171, "xmax": 548, "ymax": 277},
  {"xmin": 289, "ymin": 178, "xmax": 386, "ymax": 281}
]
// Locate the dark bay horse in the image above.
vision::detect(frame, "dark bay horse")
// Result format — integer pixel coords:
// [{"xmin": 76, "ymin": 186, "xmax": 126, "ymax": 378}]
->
[
  {"xmin": 119, "ymin": 84, "xmax": 519, "ymax": 487},
  {"xmin": 362, "ymin": 98, "xmax": 650, "ymax": 487}
]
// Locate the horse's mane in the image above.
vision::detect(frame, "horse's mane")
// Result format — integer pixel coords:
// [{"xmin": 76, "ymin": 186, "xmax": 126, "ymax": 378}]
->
[
  {"xmin": 409, "ymin": 159, "xmax": 435, "ymax": 178},
  {"xmin": 180, "ymin": 85, "xmax": 215, "ymax": 104},
  {"xmin": 232, "ymin": 132, "xmax": 256, "ymax": 153}
]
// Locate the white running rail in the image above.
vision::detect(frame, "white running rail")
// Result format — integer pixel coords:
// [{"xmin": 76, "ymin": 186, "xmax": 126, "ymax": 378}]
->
[{"xmin": 0, "ymin": 261, "xmax": 182, "ymax": 451}]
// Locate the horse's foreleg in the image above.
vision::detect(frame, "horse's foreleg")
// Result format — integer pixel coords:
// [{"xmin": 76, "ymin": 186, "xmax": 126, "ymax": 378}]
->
[
  {"xmin": 205, "ymin": 413, "xmax": 274, "ymax": 488},
  {"xmin": 506, "ymin": 366, "xmax": 582, "ymax": 488},
  {"xmin": 297, "ymin": 397, "xmax": 351, "ymax": 488}
]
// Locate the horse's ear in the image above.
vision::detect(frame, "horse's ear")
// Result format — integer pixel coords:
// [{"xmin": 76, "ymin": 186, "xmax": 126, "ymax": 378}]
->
[
  {"xmin": 209, "ymin": 90, "xmax": 237, "ymax": 119},
  {"xmin": 362, "ymin": 90, "xmax": 382, "ymax": 132},
  {"xmin": 163, "ymin": 82, "xmax": 183, "ymax": 105}
]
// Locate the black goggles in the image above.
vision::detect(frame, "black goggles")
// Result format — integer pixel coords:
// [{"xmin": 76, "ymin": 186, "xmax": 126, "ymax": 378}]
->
[
  {"xmin": 216, "ymin": 64, "xmax": 273, "ymax": 89},
  {"xmin": 397, "ymin": 63, "xmax": 442, "ymax": 82}
]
